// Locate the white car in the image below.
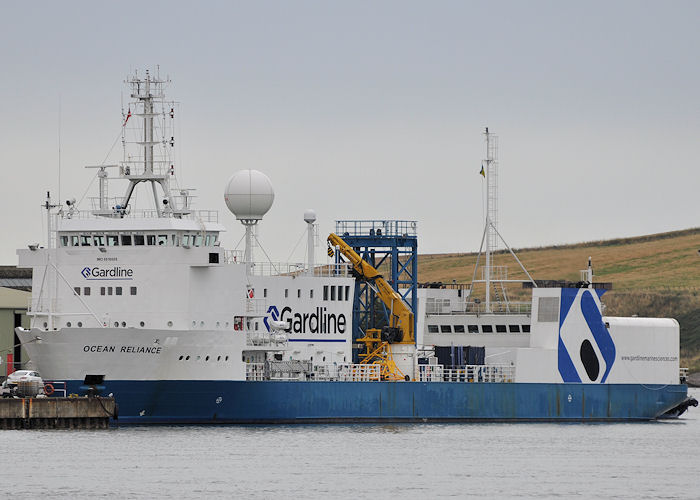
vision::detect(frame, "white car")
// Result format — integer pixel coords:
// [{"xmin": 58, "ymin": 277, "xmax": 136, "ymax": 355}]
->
[
  {"xmin": 2, "ymin": 370, "xmax": 44, "ymax": 397},
  {"xmin": 3, "ymin": 370, "xmax": 43, "ymax": 386}
]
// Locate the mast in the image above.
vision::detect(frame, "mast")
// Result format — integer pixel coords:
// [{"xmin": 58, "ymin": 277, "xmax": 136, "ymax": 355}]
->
[
  {"xmin": 90, "ymin": 69, "xmax": 191, "ymax": 219},
  {"xmin": 484, "ymin": 127, "xmax": 498, "ymax": 312},
  {"xmin": 470, "ymin": 128, "xmax": 536, "ymax": 313}
]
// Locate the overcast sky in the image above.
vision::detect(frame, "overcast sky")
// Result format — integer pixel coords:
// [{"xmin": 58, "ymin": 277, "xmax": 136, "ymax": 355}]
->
[{"xmin": 1, "ymin": 1, "xmax": 698, "ymax": 265}]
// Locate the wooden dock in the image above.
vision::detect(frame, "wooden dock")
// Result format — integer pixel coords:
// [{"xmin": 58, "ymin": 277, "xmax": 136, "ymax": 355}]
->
[{"xmin": 0, "ymin": 397, "xmax": 116, "ymax": 429}]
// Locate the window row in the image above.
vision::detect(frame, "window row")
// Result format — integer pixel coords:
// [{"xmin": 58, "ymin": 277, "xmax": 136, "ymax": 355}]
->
[
  {"xmin": 178, "ymin": 354, "xmax": 230, "ymax": 362},
  {"xmin": 255, "ymin": 286, "xmax": 350, "ymax": 301},
  {"xmin": 59, "ymin": 232, "xmax": 219, "ymax": 248},
  {"xmin": 323, "ymin": 285, "xmax": 351, "ymax": 301},
  {"xmin": 427, "ymin": 324, "xmax": 531, "ymax": 334},
  {"xmin": 74, "ymin": 286, "xmax": 137, "ymax": 296},
  {"xmin": 282, "ymin": 288, "xmax": 314, "ymax": 299},
  {"xmin": 65, "ymin": 320, "xmax": 147, "ymax": 328}
]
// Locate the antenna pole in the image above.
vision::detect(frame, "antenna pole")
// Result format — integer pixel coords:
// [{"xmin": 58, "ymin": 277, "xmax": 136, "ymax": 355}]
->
[{"xmin": 58, "ymin": 96, "xmax": 61, "ymax": 206}]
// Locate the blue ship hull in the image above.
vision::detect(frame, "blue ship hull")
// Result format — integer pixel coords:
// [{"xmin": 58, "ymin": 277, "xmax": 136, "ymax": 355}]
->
[{"xmin": 63, "ymin": 380, "xmax": 689, "ymax": 424}]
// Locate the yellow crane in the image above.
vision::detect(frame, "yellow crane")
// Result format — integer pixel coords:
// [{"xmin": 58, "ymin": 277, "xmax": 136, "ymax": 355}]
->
[{"xmin": 327, "ymin": 233, "xmax": 415, "ymax": 381}]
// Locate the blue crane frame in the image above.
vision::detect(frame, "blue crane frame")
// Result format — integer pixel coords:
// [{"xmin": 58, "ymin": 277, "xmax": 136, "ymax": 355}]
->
[{"xmin": 334, "ymin": 220, "xmax": 418, "ymax": 362}]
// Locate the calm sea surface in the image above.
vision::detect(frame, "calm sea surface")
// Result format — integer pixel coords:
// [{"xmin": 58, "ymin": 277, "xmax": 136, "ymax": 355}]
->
[{"xmin": 3, "ymin": 389, "xmax": 699, "ymax": 499}]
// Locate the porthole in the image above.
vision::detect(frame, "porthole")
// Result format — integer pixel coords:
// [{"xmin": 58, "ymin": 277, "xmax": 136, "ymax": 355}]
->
[
  {"xmin": 140, "ymin": 321, "xmax": 145, "ymax": 327},
  {"xmin": 178, "ymin": 355, "xmax": 183, "ymax": 361},
  {"xmin": 225, "ymin": 356, "xmax": 229, "ymax": 361},
  {"xmin": 205, "ymin": 356, "xmax": 210, "ymax": 361},
  {"xmin": 121, "ymin": 322, "xmax": 127, "ymax": 328},
  {"xmin": 185, "ymin": 355, "xmax": 190, "ymax": 360},
  {"xmin": 66, "ymin": 322, "xmax": 72, "ymax": 327},
  {"xmin": 192, "ymin": 321, "xmax": 196, "ymax": 327},
  {"xmin": 167, "ymin": 321, "xmax": 173, "ymax": 327},
  {"xmin": 225, "ymin": 321, "xmax": 229, "ymax": 328},
  {"xmin": 217, "ymin": 356, "xmax": 221, "ymax": 361},
  {"xmin": 196, "ymin": 355, "xmax": 201, "ymax": 360},
  {"xmin": 114, "ymin": 322, "xmax": 119, "ymax": 327},
  {"xmin": 200, "ymin": 321, "xmax": 204, "ymax": 327},
  {"xmin": 216, "ymin": 321, "xmax": 220, "ymax": 328},
  {"xmin": 77, "ymin": 322, "xmax": 83, "ymax": 328},
  {"xmin": 43, "ymin": 322, "xmax": 47, "ymax": 328},
  {"xmin": 323, "ymin": 356, "xmax": 326, "ymax": 362}
]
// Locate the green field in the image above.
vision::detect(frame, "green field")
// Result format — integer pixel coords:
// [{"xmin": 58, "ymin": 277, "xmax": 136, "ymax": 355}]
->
[{"xmin": 417, "ymin": 227, "xmax": 700, "ymax": 371}]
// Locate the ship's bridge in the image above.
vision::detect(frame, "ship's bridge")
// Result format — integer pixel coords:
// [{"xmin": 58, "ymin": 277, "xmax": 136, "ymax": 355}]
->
[{"xmin": 55, "ymin": 214, "xmax": 225, "ymax": 249}]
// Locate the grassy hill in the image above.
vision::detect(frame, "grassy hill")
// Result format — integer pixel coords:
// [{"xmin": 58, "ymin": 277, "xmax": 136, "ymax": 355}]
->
[{"xmin": 416, "ymin": 227, "xmax": 700, "ymax": 371}]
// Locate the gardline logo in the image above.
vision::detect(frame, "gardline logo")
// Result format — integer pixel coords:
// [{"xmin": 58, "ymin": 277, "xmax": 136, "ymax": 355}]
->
[
  {"xmin": 263, "ymin": 304, "xmax": 346, "ymax": 334},
  {"xmin": 81, "ymin": 266, "xmax": 134, "ymax": 280}
]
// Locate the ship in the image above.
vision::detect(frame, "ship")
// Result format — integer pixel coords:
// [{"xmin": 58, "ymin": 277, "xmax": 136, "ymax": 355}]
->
[{"xmin": 14, "ymin": 71, "xmax": 691, "ymax": 423}]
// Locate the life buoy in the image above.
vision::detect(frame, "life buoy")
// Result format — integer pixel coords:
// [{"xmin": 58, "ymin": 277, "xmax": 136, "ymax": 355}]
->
[{"xmin": 44, "ymin": 383, "xmax": 55, "ymax": 396}]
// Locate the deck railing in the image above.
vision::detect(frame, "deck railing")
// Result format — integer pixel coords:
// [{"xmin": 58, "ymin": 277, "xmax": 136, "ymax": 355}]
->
[
  {"xmin": 245, "ymin": 362, "xmax": 513, "ymax": 383},
  {"xmin": 426, "ymin": 300, "xmax": 531, "ymax": 315},
  {"xmin": 416, "ymin": 364, "xmax": 515, "ymax": 383}
]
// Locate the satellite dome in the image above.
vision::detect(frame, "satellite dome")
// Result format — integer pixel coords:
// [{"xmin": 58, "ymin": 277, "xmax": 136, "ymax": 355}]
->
[
  {"xmin": 224, "ymin": 170, "xmax": 274, "ymax": 221},
  {"xmin": 303, "ymin": 209, "xmax": 317, "ymax": 224}
]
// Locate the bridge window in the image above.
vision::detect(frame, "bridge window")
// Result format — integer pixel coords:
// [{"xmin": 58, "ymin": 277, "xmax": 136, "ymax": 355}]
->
[
  {"xmin": 71, "ymin": 235, "xmax": 79, "ymax": 246},
  {"xmin": 134, "ymin": 235, "xmax": 145, "ymax": 245},
  {"xmin": 158, "ymin": 235, "xmax": 168, "ymax": 246},
  {"xmin": 323, "ymin": 286, "xmax": 328, "ymax": 301},
  {"xmin": 100, "ymin": 287, "xmax": 105, "ymax": 296},
  {"xmin": 522, "ymin": 325, "xmax": 531, "ymax": 333},
  {"xmin": 105, "ymin": 235, "xmax": 118, "ymax": 246},
  {"xmin": 337, "ymin": 286, "xmax": 343, "ymax": 301},
  {"xmin": 509, "ymin": 325, "xmax": 520, "ymax": 333},
  {"xmin": 482, "ymin": 325, "xmax": 493, "ymax": 333},
  {"xmin": 116, "ymin": 287, "xmax": 122, "ymax": 296},
  {"xmin": 121, "ymin": 235, "xmax": 132, "ymax": 246},
  {"xmin": 427, "ymin": 325, "xmax": 439, "ymax": 333},
  {"xmin": 440, "ymin": 325, "xmax": 451, "ymax": 333},
  {"xmin": 83, "ymin": 287, "xmax": 91, "ymax": 296},
  {"xmin": 146, "ymin": 235, "xmax": 156, "ymax": 245},
  {"xmin": 310, "ymin": 289, "xmax": 314, "ymax": 299},
  {"xmin": 297, "ymin": 289, "xmax": 301, "ymax": 298},
  {"xmin": 345, "ymin": 286, "xmax": 350, "ymax": 300},
  {"xmin": 131, "ymin": 287, "xmax": 137, "ymax": 296},
  {"xmin": 467, "ymin": 325, "xmax": 479, "ymax": 333},
  {"xmin": 454, "ymin": 325, "xmax": 465, "ymax": 333},
  {"xmin": 496, "ymin": 325, "xmax": 507, "ymax": 333},
  {"xmin": 74, "ymin": 287, "xmax": 81, "ymax": 296},
  {"xmin": 194, "ymin": 235, "xmax": 203, "ymax": 247},
  {"xmin": 107, "ymin": 287, "xmax": 112, "ymax": 296},
  {"xmin": 330, "ymin": 286, "xmax": 336, "ymax": 301},
  {"xmin": 80, "ymin": 235, "xmax": 91, "ymax": 246},
  {"xmin": 263, "ymin": 288, "xmax": 268, "ymax": 298},
  {"xmin": 285, "ymin": 289, "xmax": 289, "ymax": 298},
  {"xmin": 93, "ymin": 235, "xmax": 105, "ymax": 246},
  {"xmin": 60, "ymin": 236, "xmax": 69, "ymax": 247}
]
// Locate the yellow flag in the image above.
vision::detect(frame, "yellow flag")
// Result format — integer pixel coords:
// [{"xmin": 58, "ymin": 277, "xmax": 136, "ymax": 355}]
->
[{"xmin": 479, "ymin": 166, "xmax": 485, "ymax": 178}]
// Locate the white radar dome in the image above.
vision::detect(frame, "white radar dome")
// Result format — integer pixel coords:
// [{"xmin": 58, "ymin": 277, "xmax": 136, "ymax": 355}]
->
[
  {"xmin": 303, "ymin": 209, "xmax": 317, "ymax": 224},
  {"xmin": 224, "ymin": 170, "xmax": 275, "ymax": 221}
]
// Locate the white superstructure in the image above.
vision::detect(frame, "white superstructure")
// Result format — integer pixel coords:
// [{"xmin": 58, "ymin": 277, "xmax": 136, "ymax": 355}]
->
[{"xmin": 17, "ymin": 71, "xmax": 354, "ymax": 383}]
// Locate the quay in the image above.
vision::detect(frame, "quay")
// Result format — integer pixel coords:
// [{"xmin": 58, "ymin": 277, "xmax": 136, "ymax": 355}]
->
[{"xmin": 0, "ymin": 397, "xmax": 116, "ymax": 429}]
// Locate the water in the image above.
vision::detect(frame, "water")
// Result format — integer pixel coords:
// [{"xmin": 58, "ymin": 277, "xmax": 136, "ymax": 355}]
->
[{"xmin": 4, "ymin": 390, "xmax": 699, "ymax": 499}]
